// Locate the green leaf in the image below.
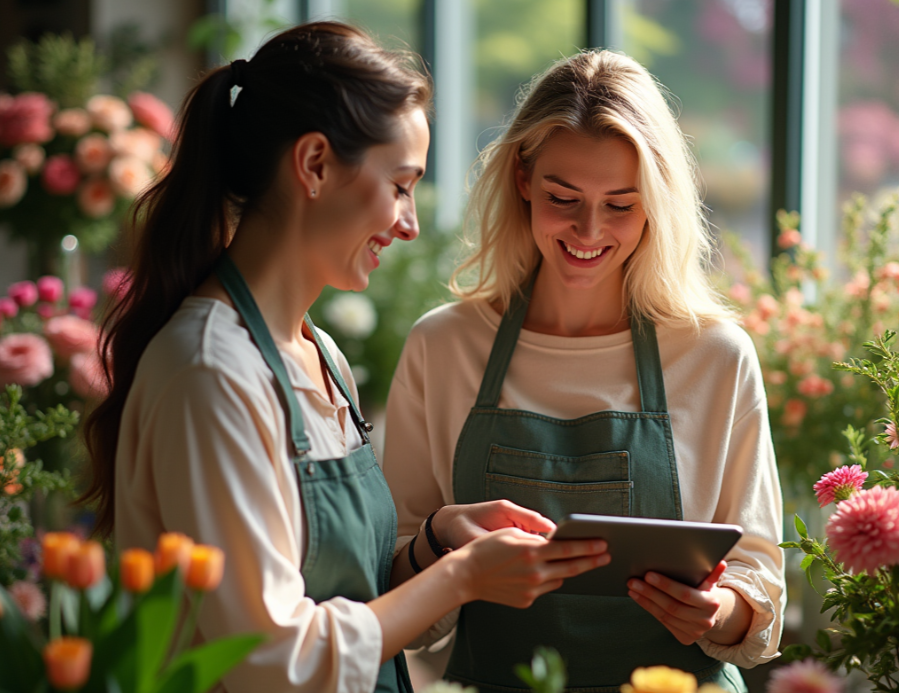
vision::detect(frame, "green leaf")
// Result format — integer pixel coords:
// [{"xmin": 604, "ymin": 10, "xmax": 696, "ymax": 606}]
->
[
  {"xmin": 135, "ymin": 570, "xmax": 182, "ymax": 693},
  {"xmin": 816, "ymin": 629, "xmax": 833, "ymax": 653},
  {"xmin": 154, "ymin": 634, "xmax": 266, "ymax": 693},
  {"xmin": 0, "ymin": 586, "xmax": 44, "ymax": 693},
  {"xmin": 779, "ymin": 541, "xmax": 802, "ymax": 549},
  {"xmin": 782, "ymin": 643, "xmax": 814, "ymax": 662},
  {"xmin": 795, "ymin": 514, "xmax": 809, "ymax": 539},
  {"xmin": 801, "ymin": 554, "xmax": 816, "ymax": 571},
  {"xmin": 514, "ymin": 664, "xmax": 537, "ymax": 687}
]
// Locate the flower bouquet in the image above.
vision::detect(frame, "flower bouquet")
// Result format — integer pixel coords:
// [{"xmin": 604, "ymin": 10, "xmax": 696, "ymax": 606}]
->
[
  {"xmin": 0, "ymin": 531, "xmax": 264, "ymax": 693},
  {"xmin": 0, "ymin": 34, "xmax": 174, "ymax": 276},
  {"xmin": 779, "ymin": 330, "xmax": 899, "ymax": 690}
]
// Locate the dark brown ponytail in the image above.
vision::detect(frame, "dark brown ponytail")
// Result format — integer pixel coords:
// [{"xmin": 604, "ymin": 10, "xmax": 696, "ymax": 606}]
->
[{"xmin": 82, "ymin": 22, "xmax": 432, "ymax": 537}]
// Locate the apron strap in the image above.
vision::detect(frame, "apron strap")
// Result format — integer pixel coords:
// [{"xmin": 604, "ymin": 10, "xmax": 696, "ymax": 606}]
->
[
  {"xmin": 631, "ymin": 317, "xmax": 669, "ymax": 413},
  {"xmin": 303, "ymin": 314, "xmax": 374, "ymax": 444},
  {"xmin": 214, "ymin": 253, "xmax": 311, "ymax": 458},
  {"xmin": 474, "ymin": 274, "xmax": 536, "ymax": 408}
]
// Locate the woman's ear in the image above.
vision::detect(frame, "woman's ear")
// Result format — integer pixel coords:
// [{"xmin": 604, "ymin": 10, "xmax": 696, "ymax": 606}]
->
[
  {"xmin": 290, "ymin": 132, "xmax": 331, "ymax": 199},
  {"xmin": 514, "ymin": 156, "xmax": 531, "ymax": 202}
]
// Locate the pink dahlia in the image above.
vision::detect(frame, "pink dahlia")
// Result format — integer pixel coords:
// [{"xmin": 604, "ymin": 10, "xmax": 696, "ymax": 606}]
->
[
  {"xmin": 766, "ymin": 659, "xmax": 842, "ymax": 693},
  {"xmin": 885, "ymin": 421, "xmax": 899, "ymax": 450},
  {"xmin": 43, "ymin": 315, "xmax": 100, "ymax": 359},
  {"xmin": 813, "ymin": 465, "xmax": 868, "ymax": 507},
  {"xmin": 36, "ymin": 276, "xmax": 64, "ymax": 304},
  {"xmin": 68, "ymin": 287, "xmax": 97, "ymax": 312},
  {"xmin": 0, "ymin": 333, "xmax": 54, "ymax": 387},
  {"xmin": 8, "ymin": 580, "xmax": 47, "ymax": 621},
  {"xmin": 826, "ymin": 485, "xmax": 899, "ymax": 575},
  {"xmin": 41, "ymin": 154, "xmax": 81, "ymax": 195},
  {"xmin": 8, "ymin": 281, "xmax": 38, "ymax": 307}
]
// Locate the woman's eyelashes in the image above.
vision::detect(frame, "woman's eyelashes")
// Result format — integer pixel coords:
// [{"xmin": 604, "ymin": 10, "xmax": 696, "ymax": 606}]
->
[
  {"xmin": 396, "ymin": 183, "xmax": 411, "ymax": 197},
  {"xmin": 544, "ymin": 192, "xmax": 635, "ymax": 213}
]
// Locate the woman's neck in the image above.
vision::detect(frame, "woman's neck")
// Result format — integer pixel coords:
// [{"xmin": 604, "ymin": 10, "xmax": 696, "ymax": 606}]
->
[{"xmin": 521, "ymin": 267, "xmax": 630, "ymax": 337}]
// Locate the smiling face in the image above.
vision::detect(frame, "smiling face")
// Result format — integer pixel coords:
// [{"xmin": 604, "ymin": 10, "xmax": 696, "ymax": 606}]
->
[
  {"xmin": 515, "ymin": 130, "xmax": 647, "ymax": 298},
  {"xmin": 313, "ymin": 107, "xmax": 430, "ymax": 292}
]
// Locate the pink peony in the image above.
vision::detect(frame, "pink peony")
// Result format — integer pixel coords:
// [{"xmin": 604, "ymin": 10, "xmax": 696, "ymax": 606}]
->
[
  {"xmin": 108, "ymin": 155, "xmax": 152, "ymax": 198},
  {"xmin": 8, "ymin": 580, "xmax": 47, "ymax": 621},
  {"xmin": 878, "ymin": 262, "xmax": 899, "ymax": 282},
  {"xmin": 69, "ymin": 351, "xmax": 109, "ymax": 399},
  {"xmin": 86, "ymin": 95, "xmax": 132, "ymax": 132},
  {"xmin": 52, "ymin": 108, "xmax": 91, "ymax": 137},
  {"xmin": 43, "ymin": 315, "xmax": 99, "ymax": 359},
  {"xmin": 0, "ymin": 93, "xmax": 54, "ymax": 147},
  {"xmin": 0, "ymin": 333, "xmax": 54, "ymax": 387},
  {"xmin": 777, "ymin": 229, "xmax": 802, "ymax": 250},
  {"xmin": 0, "ymin": 297, "xmax": 18, "ymax": 318},
  {"xmin": 74, "ymin": 133, "xmax": 113, "ymax": 174},
  {"xmin": 77, "ymin": 177, "xmax": 115, "ymax": 218},
  {"xmin": 110, "ymin": 128, "xmax": 161, "ymax": 164},
  {"xmin": 797, "ymin": 374, "xmax": 834, "ymax": 398},
  {"xmin": 0, "ymin": 159, "xmax": 27, "ymax": 208},
  {"xmin": 36, "ymin": 276, "xmax": 64, "ymax": 303},
  {"xmin": 102, "ymin": 268, "xmax": 132, "ymax": 300},
  {"xmin": 128, "ymin": 92, "xmax": 176, "ymax": 141},
  {"xmin": 756, "ymin": 294, "xmax": 780, "ymax": 320},
  {"xmin": 813, "ymin": 465, "xmax": 868, "ymax": 507},
  {"xmin": 826, "ymin": 485, "xmax": 899, "ymax": 574},
  {"xmin": 782, "ymin": 399, "xmax": 807, "ymax": 428},
  {"xmin": 8, "ymin": 281, "xmax": 38, "ymax": 307},
  {"xmin": 41, "ymin": 154, "xmax": 80, "ymax": 195},
  {"xmin": 12, "ymin": 143, "xmax": 45, "ymax": 174},
  {"xmin": 728, "ymin": 283, "xmax": 751, "ymax": 305},
  {"xmin": 885, "ymin": 422, "xmax": 899, "ymax": 450},
  {"xmin": 68, "ymin": 287, "xmax": 97, "ymax": 312},
  {"xmin": 766, "ymin": 659, "xmax": 843, "ymax": 693}
]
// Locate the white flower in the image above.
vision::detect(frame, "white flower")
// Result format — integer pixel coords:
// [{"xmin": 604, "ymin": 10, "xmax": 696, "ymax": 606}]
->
[
  {"xmin": 419, "ymin": 683, "xmax": 478, "ymax": 693},
  {"xmin": 323, "ymin": 293, "xmax": 377, "ymax": 340}
]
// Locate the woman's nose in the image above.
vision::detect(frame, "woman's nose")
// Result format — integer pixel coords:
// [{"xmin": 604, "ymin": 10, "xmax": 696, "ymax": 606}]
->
[
  {"xmin": 393, "ymin": 199, "xmax": 420, "ymax": 241},
  {"xmin": 575, "ymin": 207, "xmax": 605, "ymax": 242}
]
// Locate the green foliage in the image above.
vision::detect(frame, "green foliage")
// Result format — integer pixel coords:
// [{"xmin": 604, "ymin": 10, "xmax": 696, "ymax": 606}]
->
[
  {"xmin": 105, "ymin": 24, "xmax": 164, "ymax": 98},
  {"xmin": 514, "ymin": 647, "xmax": 567, "ymax": 693},
  {"xmin": 0, "ymin": 386, "xmax": 77, "ymax": 587},
  {"xmin": 187, "ymin": 0, "xmax": 291, "ymax": 62},
  {"xmin": 7, "ymin": 34, "xmax": 107, "ymax": 108}
]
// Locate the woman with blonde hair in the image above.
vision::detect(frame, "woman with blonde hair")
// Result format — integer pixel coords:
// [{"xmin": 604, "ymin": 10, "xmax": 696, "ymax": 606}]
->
[{"xmin": 383, "ymin": 50, "xmax": 784, "ymax": 691}]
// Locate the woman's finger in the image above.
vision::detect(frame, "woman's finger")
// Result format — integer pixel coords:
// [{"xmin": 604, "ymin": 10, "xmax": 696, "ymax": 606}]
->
[
  {"xmin": 540, "ymin": 538, "xmax": 609, "ymax": 562},
  {"xmin": 640, "ymin": 572, "xmax": 719, "ymax": 610},
  {"xmin": 699, "ymin": 560, "xmax": 727, "ymax": 591},
  {"xmin": 627, "ymin": 589, "xmax": 703, "ymax": 645},
  {"xmin": 628, "ymin": 577, "xmax": 719, "ymax": 624}
]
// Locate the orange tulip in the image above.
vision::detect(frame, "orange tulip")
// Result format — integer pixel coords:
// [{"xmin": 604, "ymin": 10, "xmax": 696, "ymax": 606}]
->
[
  {"xmin": 66, "ymin": 540, "xmax": 106, "ymax": 590},
  {"xmin": 154, "ymin": 532, "xmax": 194, "ymax": 576},
  {"xmin": 120, "ymin": 548, "xmax": 154, "ymax": 593},
  {"xmin": 42, "ymin": 533, "xmax": 80, "ymax": 580},
  {"xmin": 185, "ymin": 544, "xmax": 225, "ymax": 591},
  {"xmin": 43, "ymin": 637, "xmax": 92, "ymax": 690}
]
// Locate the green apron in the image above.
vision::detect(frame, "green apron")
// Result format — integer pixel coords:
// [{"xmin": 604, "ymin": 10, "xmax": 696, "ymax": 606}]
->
[
  {"xmin": 216, "ymin": 254, "xmax": 412, "ymax": 693},
  {"xmin": 447, "ymin": 279, "xmax": 746, "ymax": 693}
]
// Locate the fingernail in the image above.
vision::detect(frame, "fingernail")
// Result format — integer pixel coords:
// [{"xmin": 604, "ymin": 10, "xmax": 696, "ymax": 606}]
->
[
  {"xmin": 594, "ymin": 540, "xmax": 607, "ymax": 552},
  {"xmin": 628, "ymin": 580, "xmax": 641, "ymax": 592},
  {"xmin": 646, "ymin": 573, "xmax": 660, "ymax": 586}
]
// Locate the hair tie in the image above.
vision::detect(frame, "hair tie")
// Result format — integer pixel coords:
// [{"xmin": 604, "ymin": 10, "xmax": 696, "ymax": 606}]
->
[{"xmin": 230, "ymin": 59, "xmax": 248, "ymax": 88}]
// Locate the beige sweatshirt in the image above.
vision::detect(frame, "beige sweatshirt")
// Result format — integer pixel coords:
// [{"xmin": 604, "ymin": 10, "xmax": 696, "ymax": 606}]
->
[{"xmin": 383, "ymin": 299, "xmax": 785, "ymax": 669}]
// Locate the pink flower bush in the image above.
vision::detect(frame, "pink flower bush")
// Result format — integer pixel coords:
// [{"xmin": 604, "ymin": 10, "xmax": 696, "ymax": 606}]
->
[
  {"xmin": 110, "ymin": 128, "xmax": 161, "ymax": 164},
  {"xmin": 36, "ymin": 276, "xmax": 64, "ymax": 303},
  {"xmin": 777, "ymin": 229, "xmax": 802, "ymax": 250},
  {"xmin": 8, "ymin": 580, "xmax": 47, "ymax": 621},
  {"xmin": 766, "ymin": 659, "xmax": 843, "ymax": 693},
  {"xmin": 77, "ymin": 178, "xmax": 115, "ymax": 218},
  {"xmin": 52, "ymin": 108, "xmax": 91, "ymax": 137},
  {"xmin": 74, "ymin": 133, "xmax": 113, "ymax": 174},
  {"xmin": 797, "ymin": 374, "xmax": 835, "ymax": 398},
  {"xmin": 782, "ymin": 399, "xmax": 807, "ymax": 428},
  {"xmin": 0, "ymin": 297, "xmax": 18, "ymax": 318},
  {"xmin": 0, "ymin": 333, "xmax": 54, "ymax": 387},
  {"xmin": 68, "ymin": 287, "xmax": 97, "ymax": 312},
  {"xmin": 885, "ymin": 421, "xmax": 899, "ymax": 450},
  {"xmin": 128, "ymin": 92, "xmax": 176, "ymax": 141},
  {"xmin": 41, "ymin": 154, "xmax": 80, "ymax": 195},
  {"xmin": 108, "ymin": 155, "xmax": 151, "ymax": 198},
  {"xmin": 69, "ymin": 351, "xmax": 108, "ymax": 399},
  {"xmin": 43, "ymin": 315, "xmax": 100, "ymax": 360},
  {"xmin": 86, "ymin": 95, "xmax": 132, "ymax": 132},
  {"xmin": 0, "ymin": 159, "xmax": 27, "ymax": 207},
  {"xmin": 8, "ymin": 281, "xmax": 38, "ymax": 307},
  {"xmin": 12, "ymin": 143, "xmax": 45, "ymax": 174},
  {"xmin": 0, "ymin": 93, "xmax": 54, "ymax": 147},
  {"xmin": 813, "ymin": 465, "xmax": 868, "ymax": 507},
  {"xmin": 826, "ymin": 485, "xmax": 899, "ymax": 575}
]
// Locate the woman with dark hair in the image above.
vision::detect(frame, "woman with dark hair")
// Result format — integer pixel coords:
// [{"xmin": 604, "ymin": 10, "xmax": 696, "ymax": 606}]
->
[{"xmin": 81, "ymin": 23, "xmax": 608, "ymax": 693}]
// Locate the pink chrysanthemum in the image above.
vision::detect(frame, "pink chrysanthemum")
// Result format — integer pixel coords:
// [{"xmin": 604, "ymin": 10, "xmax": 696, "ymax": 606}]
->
[
  {"xmin": 826, "ymin": 485, "xmax": 899, "ymax": 575},
  {"xmin": 812, "ymin": 465, "xmax": 868, "ymax": 507},
  {"xmin": 766, "ymin": 659, "xmax": 842, "ymax": 693},
  {"xmin": 885, "ymin": 421, "xmax": 899, "ymax": 450},
  {"xmin": 8, "ymin": 580, "xmax": 47, "ymax": 621}
]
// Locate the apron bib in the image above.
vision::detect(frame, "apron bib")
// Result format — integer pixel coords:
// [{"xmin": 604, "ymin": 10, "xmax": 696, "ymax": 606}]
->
[
  {"xmin": 447, "ymin": 280, "xmax": 745, "ymax": 693},
  {"xmin": 216, "ymin": 255, "xmax": 412, "ymax": 693}
]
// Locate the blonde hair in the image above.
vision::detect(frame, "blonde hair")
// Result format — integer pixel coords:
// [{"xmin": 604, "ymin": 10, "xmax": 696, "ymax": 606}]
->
[{"xmin": 450, "ymin": 50, "xmax": 733, "ymax": 328}]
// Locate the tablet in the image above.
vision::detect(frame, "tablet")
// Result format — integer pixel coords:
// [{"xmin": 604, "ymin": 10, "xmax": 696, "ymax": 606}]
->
[{"xmin": 548, "ymin": 513, "xmax": 743, "ymax": 597}]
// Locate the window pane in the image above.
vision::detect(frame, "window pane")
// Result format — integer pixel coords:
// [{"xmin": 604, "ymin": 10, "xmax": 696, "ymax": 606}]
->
[{"xmin": 343, "ymin": 0, "xmax": 420, "ymax": 50}]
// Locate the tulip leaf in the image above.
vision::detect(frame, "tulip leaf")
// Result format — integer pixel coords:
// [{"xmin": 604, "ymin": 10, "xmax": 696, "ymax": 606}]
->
[
  {"xmin": 134, "ymin": 570, "xmax": 182, "ymax": 693},
  {"xmin": 154, "ymin": 634, "xmax": 266, "ymax": 693},
  {"xmin": 0, "ymin": 586, "xmax": 44, "ymax": 693},
  {"xmin": 82, "ymin": 614, "xmax": 137, "ymax": 693}
]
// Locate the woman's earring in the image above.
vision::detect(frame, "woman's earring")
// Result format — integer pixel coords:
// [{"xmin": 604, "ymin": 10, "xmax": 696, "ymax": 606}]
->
[{"xmin": 310, "ymin": 189, "xmax": 316, "ymax": 197}]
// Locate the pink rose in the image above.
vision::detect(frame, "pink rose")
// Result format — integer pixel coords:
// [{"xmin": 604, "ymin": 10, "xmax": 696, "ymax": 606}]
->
[
  {"xmin": 102, "ymin": 268, "xmax": 132, "ymax": 300},
  {"xmin": 798, "ymin": 374, "xmax": 835, "ymax": 398},
  {"xmin": 0, "ymin": 159, "xmax": 27, "ymax": 208},
  {"xmin": 0, "ymin": 297, "xmax": 18, "ymax": 318},
  {"xmin": 8, "ymin": 281, "xmax": 38, "ymax": 307},
  {"xmin": 41, "ymin": 154, "xmax": 80, "ymax": 195},
  {"xmin": 68, "ymin": 287, "xmax": 97, "ymax": 312},
  {"xmin": 69, "ymin": 351, "xmax": 109, "ymax": 399},
  {"xmin": 128, "ymin": 92, "xmax": 176, "ymax": 141},
  {"xmin": 782, "ymin": 399, "xmax": 807, "ymax": 428},
  {"xmin": 44, "ymin": 315, "xmax": 99, "ymax": 359},
  {"xmin": 12, "ymin": 144, "xmax": 45, "ymax": 174},
  {"xmin": 77, "ymin": 178, "xmax": 115, "ymax": 218},
  {"xmin": 755, "ymin": 294, "xmax": 779, "ymax": 320},
  {"xmin": 109, "ymin": 128, "xmax": 161, "ymax": 164},
  {"xmin": 0, "ymin": 333, "xmax": 54, "ymax": 387},
  {"xmin": 52, "ymin": 108, "xmax": 91, "ymax": 137},
  {"xmin": 36, "ymin": 276, "xmax": 64, "ymax": 303},
  {"xmin": 74, "ymin": 134, "xmax": 113, "ymax": 174},
  {"xmin": 777, "ymin": 229, "xmax": 802, "ymax": 249},
  {"xmin": 86, "ymin": 95, "xmax": 132, "ymax": 132},
  {"xmin": 0, "ymin": 93, "xmax": 54, "ymax": 147},
  {"xmin": 728, "ymin": 283, "xmax": 751, "ymax": 305},
  {"xmin": 879, "ymin": 262, "xmax": 899, "ymax": 282},
  {"xmin": 36, "ymin": 304, "xmax": 58, "ymax": 320},
  {"xmin": 108, "ymin": 155, "xmax": 152, "ymax": 198}
]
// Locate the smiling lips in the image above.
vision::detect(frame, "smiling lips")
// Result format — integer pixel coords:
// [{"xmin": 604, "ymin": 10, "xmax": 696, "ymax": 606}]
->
[
  {"xmin": 561, "ymin": 240, "xmax": 608, "ymax": 260},
  {"xmin": 367, "ymin": 239, "xmax": 383, "ymax": 258}
]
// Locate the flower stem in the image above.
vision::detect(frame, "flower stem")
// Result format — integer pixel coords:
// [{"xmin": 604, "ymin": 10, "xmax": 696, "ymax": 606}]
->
[
  {"xmin": 49, "ymin": 581, "xmax": 61, "ymax": 640},
  {"xmin": 167, "ymin": 590, "xmax": 203, "ymax": 667}
]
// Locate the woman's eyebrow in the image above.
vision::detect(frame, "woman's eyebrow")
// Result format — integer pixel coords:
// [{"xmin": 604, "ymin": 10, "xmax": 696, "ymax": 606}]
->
[
  {"xmin": 543, "ymin": 175, "xmax": 638, "ymax": 196},
  {"xmin": 396, "ymin": 165, "xmax": 425, "ymax": 178}
]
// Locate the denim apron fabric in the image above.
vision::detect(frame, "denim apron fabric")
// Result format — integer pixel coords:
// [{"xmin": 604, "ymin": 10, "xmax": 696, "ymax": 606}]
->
[
  {"xmin": 216, "ymin": 255, "xmax": 412, "ymax": 693},
  {"xmin": 446, "ymin": 280, "xmax": 745, "ymax": 693}
]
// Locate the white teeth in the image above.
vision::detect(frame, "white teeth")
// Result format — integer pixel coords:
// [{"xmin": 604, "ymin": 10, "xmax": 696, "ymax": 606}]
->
[
  {"xmin": 367, "ymin": 240, "xmax": 382, "ymax": 257},
  {"xmin": 563, "ymin": 242, "xmax": 605, "ymax": 260}
]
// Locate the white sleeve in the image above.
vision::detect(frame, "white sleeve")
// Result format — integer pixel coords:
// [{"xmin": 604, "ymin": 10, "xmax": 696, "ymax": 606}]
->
[
  {"xmin": 696, "ymin": 395, "xmax": 786, "ymax": 668},
  {"xmin": 147, "ymin": 366, "xmax": 383, "ymax": 693}
]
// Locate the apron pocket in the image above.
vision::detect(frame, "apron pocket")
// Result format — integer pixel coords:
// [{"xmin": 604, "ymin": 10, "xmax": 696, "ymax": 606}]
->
[{"xmin": 485, "ymin": 471, "xmax": 632, "ymax": 521}]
